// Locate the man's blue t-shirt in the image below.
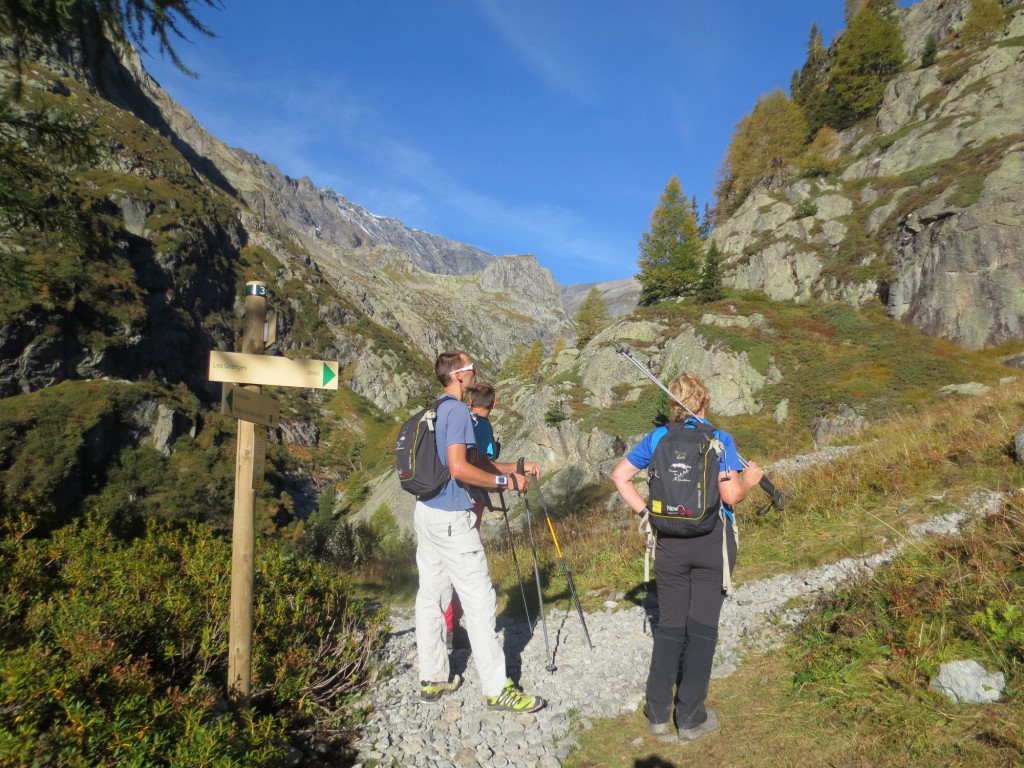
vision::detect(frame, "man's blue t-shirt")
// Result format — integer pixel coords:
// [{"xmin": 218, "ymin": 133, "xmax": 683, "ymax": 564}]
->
[{"xmin": 427, "ymin": 395, "xmax": 475, "ymax": 511}]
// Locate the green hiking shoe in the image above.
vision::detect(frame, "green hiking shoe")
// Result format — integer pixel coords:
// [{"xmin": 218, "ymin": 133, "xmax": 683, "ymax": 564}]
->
[
  {"xmin": 485, "ymin": 678, "xmax": 546, "ymax": 713},
  {"xmin": 420, "ymin": 674, "xmax": 462, "ymax": 701}
]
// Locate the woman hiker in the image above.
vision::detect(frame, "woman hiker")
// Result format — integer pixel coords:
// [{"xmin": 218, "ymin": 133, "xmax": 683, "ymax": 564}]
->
[{"xmin": 610, "ymin": 372, "xmax": 763, "ymax": 742}]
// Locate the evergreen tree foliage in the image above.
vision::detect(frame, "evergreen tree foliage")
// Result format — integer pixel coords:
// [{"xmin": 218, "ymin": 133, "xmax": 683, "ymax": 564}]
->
[
  {"xmin": 637, "ymin": 176, "xmax": 704, "ymax": 306},
  {"xmin": 698, "ymin": 201, "xmax": 714, "ymax": 239},
  {"xmin": 0, "ymin": 0, "xmax": 217, "ymax": 292},
  {"xmin": 811, "ymin": 0, "xmax": 904, "ymax": 131},
  {"xmin": 573, "ymin": 286, "xmax": 610, "ymax": 347},
  {"xmin": 714, "ymin": 90, "xmax": 807, "ymax": 217},
  {"xmin": 696, "ymin": 241, "xmax": 724, "ymax": 304},
  {"xmin": 921, "ymin": 33, "xmax": 938, "ymax": 67},
  {"xmin": 792, "ymin": 23, "xmax": 826, "ymax": 108},
  {"xmin": 0, "ymin": 96, "xmax": 95, "ymax": 297},
  {"xmin": 0, "ymin": 0, "xmax": 218, "ymax": 77},
  {"xmin": 543, "ymin": 397, "xmax": 567, "ymax": 426},
  {"xmin": 961, "ymin": 0, "xmax": 1008, "ymax": 48}
]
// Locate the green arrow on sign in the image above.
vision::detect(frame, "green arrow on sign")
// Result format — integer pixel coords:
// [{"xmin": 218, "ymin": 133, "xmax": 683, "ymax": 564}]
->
[
  {"xmin": 226, "ymin": 387, "xmax": 234, "ymax": 412},
  {"xmin": 323, "ymin": 363, "xmax": 336, "ymax": 388}
]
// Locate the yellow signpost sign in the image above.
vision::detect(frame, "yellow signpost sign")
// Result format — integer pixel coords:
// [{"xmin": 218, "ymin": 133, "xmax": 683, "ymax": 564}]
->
[
  {"xmin": 208, "ymin": 351, "xmax": 338, "ymax": 390},
  {"xmin": 221, "ymin": 383, "xmax": 281, "ymax": 428}
]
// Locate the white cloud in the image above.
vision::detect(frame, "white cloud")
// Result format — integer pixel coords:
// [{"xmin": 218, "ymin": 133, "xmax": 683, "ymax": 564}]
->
[{"xmin": 472, "ymin": 0, "xmax": 594, "ymax": 103}]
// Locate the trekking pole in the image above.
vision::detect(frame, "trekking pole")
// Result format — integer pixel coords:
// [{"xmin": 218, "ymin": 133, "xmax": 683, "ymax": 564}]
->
[
  {"xmin": 526, "ymin": 462, "xmax": 595, "ymax": 651},
  {"xmin": 511, "ymin": 469, "xmax": 556, "ymax": 673},
  {"xmin": 488, "ymin": 490, "xmax": 533, "ymax": 628},
  {"xmin": 614, "ymin": 344, "xmax": 786, "ymax": 514}
]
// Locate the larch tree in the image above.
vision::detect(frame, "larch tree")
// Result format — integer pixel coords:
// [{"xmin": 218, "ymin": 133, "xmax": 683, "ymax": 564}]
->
[
  {"xmin": 637, "ymin": 176, "xmax": 704, "ymax": 306},
  {"xmin": 714, "ymin": 90, "xmax": 807, "ymax": 217},
  {"xmin": 573, "ymin": 287, "xmax": 610, "ymax": 347},
  {"xmin": 500, "ymin": 343, "xmax": 528, "ymax": 380},
  {"xmin": 519, "ymin": 340, "xmax": 545, "ymax": 381},
  {"xmin": 961, "ymin": 0, "xmax": 1008, "ymax": 47}
]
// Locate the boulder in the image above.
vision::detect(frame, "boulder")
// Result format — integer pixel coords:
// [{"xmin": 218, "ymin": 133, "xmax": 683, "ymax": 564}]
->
[{"xmin": 930, "ymin": 660, "xmax": 1005, "ymax": 705}]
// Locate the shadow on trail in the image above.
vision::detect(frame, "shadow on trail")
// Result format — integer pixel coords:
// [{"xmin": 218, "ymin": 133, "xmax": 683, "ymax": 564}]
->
[
  {"xmin": 635, "ymin": 757, "xmax": 677, "ymax": 768},
  {"xmin": 624, "ymin": 579, "xmax": 661, "ymax": 633}
]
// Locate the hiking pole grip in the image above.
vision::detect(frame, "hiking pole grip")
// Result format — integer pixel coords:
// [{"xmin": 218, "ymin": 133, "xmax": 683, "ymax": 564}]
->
[{"xmin": 757, "ymin": 475, "xmax": 786, "ymax": 514}]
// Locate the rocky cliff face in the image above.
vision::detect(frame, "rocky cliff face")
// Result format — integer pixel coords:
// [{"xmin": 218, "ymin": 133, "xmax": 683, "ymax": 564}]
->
[
  {"xmin": 124, "ymin": 58, "xmax": 573, "ymax": 408},
  {"xmin": 712, "ymin": 0, "xmax": 1024, "ymax": 350}
]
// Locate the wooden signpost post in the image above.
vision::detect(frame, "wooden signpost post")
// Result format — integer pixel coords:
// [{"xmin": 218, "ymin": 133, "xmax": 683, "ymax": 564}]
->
[{"xmin": 211, "ymin": 280, "xmax": 338, "ymax": 701}]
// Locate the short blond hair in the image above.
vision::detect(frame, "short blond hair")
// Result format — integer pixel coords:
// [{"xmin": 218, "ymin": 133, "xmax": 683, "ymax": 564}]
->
[{"xmin": 667, "ymin": 373, "xmax": 708, "ymax": 421}]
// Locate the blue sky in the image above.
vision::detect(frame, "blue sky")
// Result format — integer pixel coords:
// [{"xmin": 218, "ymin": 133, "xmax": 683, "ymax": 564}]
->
[{"xmin": 142, "ymin": 1, "xmax": 899, "ymax": 286}]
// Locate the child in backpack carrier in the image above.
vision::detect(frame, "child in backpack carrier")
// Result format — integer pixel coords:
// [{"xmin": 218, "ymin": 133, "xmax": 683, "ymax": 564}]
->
[
  {"xmin": 444, "ymin": 381, "xmax": 499, "ymax": 651},
  {"xmin": 610, "ymin": 372, "xmax": 763, "ymax": 743}
]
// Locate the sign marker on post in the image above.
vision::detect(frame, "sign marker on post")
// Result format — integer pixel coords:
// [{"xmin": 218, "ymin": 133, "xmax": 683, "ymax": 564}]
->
[
  {"xmin": 251, "ymin": 429, "xmax": 267, "ymax": 490},
  {"xmin": 222, "ymin": 383, "xmax": 281, "ymax": 428},
  {"xmin": 214, "ymin": 280, "xmax": 340, "ymax": 702},
  {"xmin": 209, "ymin": 351, "xmax": 339, "ymax": 390}
]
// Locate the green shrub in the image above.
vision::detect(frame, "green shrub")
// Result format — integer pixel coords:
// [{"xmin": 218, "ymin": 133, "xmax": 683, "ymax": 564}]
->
[
  {"xmin": 793, "ymin": 199, "xmax": 819, "ymax": 219},
  {"xmin": 921, "ymin": 33, "xmax": 938, "ymax": 67},
  {"xmin": 792, "ymin": 510, "xmax": 1024, "ymax": 714},
  {"xmin": 368, "ymin": 504, "xmax": 411, "ymax": 558},
  {"xmin": 295, "ymin": 516, "xmax": 366, "ymax": 564},
  {"xmin": 0, "ymin": 515, "xmax": 387, "ymax": 765},
  {"xmin": 544, "ymin": 399, "xmax": 568, "ymax": 426}
]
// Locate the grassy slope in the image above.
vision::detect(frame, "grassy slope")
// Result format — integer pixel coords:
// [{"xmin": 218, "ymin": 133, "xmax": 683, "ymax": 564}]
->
[{"xmin": 557, "ymin": 379, "xmax": 1024, "ymax": 767}]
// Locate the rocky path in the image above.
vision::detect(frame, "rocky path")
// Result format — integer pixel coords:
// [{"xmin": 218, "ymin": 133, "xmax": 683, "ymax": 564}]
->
[{"xmin": 352, "ymin": 490, "xmax": 1003, "ymax": 768}]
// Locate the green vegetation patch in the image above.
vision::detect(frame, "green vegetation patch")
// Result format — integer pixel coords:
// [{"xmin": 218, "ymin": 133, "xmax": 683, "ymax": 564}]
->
[{"xmin": 0, "ymin": 514, "xmax": 387, "ymax": 766}]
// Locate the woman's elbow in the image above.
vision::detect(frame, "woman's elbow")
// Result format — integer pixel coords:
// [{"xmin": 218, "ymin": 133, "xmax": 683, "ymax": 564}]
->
[{"xmin": 610, "ymin": 461, "xmax": 636, "ymax": 488}]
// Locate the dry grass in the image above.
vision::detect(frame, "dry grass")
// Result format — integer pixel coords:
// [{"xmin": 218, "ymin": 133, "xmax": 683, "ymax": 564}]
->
[{"xmin": 563, "ymin": 382, "xmax": 1024, "ymax": 767}]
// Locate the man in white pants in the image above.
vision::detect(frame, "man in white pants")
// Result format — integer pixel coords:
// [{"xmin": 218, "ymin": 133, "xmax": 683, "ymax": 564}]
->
[{"xmin": 414, "ymin": 350, "xmax": 546, "ymax": 712}]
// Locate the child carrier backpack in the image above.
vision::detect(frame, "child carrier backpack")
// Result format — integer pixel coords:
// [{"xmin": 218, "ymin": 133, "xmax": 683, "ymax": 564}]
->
[
  {"xmin": 647, "ymin": 419, "xmax": 723, "ymax": 537},
  {"xmin": 395, "ymin": 396, "xmax": 452, "ymax": 499}
]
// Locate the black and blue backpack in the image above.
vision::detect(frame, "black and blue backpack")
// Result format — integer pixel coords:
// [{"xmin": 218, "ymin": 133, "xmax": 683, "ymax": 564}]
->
[
  {"xmin": 395, "ymin": 396, "xmax": 453, "ymax": 499},
  {"xmin": 646, "ymin": 418, "xmax": 723, "ymax": 537}
]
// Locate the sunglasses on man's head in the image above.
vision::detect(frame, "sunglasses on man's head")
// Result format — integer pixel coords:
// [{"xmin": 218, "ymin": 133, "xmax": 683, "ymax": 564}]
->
[{"xmin": 451, "ymin": 363, "xmax": 475, "ymax": 374}]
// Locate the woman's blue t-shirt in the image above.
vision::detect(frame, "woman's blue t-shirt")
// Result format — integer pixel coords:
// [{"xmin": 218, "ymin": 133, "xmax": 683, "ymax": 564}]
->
[
  {"xmin": 626, "ymin": 417, "xmax": 742, "ymax": 472},
  {"xmin": 626, "ymin": 417, "xmax": 743, "ymax": 520}
]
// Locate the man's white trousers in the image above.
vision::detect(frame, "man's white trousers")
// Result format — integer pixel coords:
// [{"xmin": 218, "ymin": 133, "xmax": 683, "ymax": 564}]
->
[{"xmin": 413, "ymin": 501, "xmax": 507, "ymax": 697}]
